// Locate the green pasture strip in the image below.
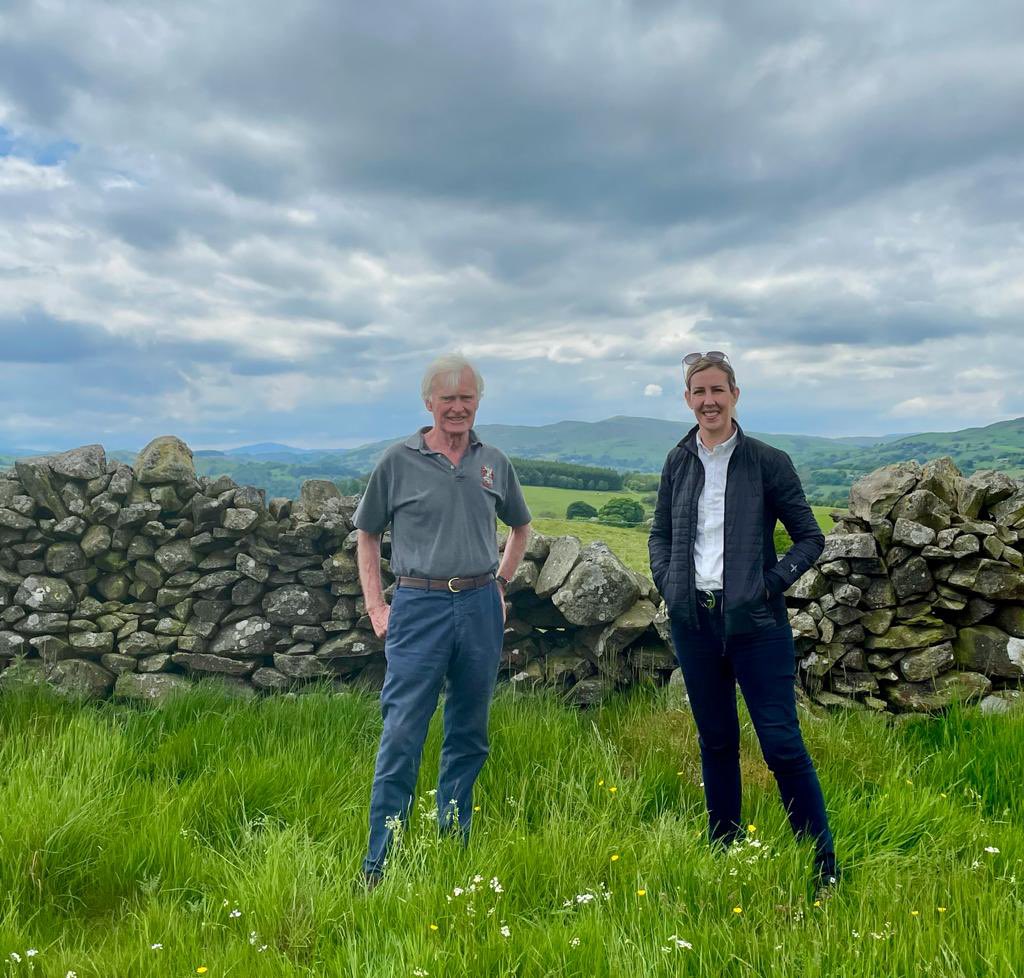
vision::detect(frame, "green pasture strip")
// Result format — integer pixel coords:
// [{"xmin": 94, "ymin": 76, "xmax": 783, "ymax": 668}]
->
[
  {"xmin": 521, "ymin": 486, "xmax": 650, "ymax": 521},
  {"xmin": 1, "ymin": 686, "xmax": 1021, "ymax": 977},
  {"xmin": 531, "ymin": 518, "xmax": 653, "ymax": 576},
  {"xmin": 531, "ymin": 508, "xmax": 834, "ymax": 578},
  {"xmin": 776, "ymin": 507, "xmax": 836, "ymax": 555}
]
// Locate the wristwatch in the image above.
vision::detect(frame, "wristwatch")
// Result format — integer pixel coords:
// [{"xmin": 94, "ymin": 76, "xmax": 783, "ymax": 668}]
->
[{"xmin": 495, "ymin": 574, "xmax": 510, "ymax": 591}]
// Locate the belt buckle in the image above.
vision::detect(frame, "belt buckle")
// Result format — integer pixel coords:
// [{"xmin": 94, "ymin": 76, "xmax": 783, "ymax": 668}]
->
[
  {"xmin": 447, "ymin": 577, "xmax": 462, "ymax": 593},
  {"xmin": 701, "ymin": 590, "xmax": 716, "ymax": 610}
]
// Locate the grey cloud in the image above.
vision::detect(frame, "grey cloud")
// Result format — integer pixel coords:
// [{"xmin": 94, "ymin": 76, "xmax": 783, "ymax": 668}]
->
[
  {"xmin": 0, "ymin": 33, "xmax": 87, "ymax": 127},
  {"xmin": 180, "ymin": 0, "xmax": 1024, "ymax": 228},
  {"xmin": 0, "ymin": 307, "xmax": 118, "ymax": 362},
  {"xmin": 263, "ymin": 295, "xmax": 379, "ymax": 328}
]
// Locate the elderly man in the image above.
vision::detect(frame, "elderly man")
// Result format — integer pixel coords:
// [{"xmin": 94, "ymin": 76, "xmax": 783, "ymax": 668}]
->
[
  {"xmin": 355, "ymin": 354, "xmax": 532, "ymax": 887},
  {"xmin": 649, "ymin": 351, "xmax": 838, "ymax": 900}
]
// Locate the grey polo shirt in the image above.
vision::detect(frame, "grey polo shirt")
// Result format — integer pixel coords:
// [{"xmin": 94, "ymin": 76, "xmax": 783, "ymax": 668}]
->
[{"xmin": 353, "ymin": 427, "xmax": 532, "ymax": 579}]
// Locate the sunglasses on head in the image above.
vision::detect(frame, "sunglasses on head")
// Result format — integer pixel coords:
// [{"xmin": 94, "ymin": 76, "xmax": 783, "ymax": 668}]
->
[{"xmin": 682, "ymin": 350, "xmax": 729, "ymax": 367}]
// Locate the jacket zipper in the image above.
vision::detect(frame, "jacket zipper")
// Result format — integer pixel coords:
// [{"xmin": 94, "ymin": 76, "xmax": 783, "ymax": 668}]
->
[
  {"xmin": 689, "ymin": 457, "xmax": 703, "ymax": 632},
  {"xmin": 719, "ymin": 442, "xmax": 743, "ymax": 655}
]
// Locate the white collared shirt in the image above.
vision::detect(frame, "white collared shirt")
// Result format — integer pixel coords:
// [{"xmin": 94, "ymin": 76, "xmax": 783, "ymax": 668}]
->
[{"xmin": 693, "ymin": 425, "xmax": 738, "ymax": 590}]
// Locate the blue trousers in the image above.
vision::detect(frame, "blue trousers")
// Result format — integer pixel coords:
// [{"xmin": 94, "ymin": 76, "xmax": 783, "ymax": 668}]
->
[
  {"xmin": 670, "ymin": 610, "xmax": 835, "ymax": 872},
  {"xmin": 363, "ymin": 582, "xmax": 505, "ymax": 876}
]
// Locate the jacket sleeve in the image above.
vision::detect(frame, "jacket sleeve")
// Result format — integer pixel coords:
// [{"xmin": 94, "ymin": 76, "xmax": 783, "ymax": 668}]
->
[
  {"xmin": 648, "ymin": 453, "xmax": 674, "ymax": 593},
  {"xmin": 764, "ymin": 451, "xmax": 824, "ymax": 596}
]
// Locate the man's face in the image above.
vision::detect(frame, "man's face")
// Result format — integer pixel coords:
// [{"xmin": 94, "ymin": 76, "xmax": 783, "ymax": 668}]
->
[
  {"xmin": 684, "ymin": 366, "xmax": 739, "ymax": 441},
  {"xmin": 426, "ymin": 366, "xmax": 480, "ymax": 435}
]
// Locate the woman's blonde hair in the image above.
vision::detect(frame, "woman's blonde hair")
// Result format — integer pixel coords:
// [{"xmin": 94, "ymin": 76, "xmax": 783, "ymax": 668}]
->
[{"xmin": 686, "ymin": 356, "xmax": 737, "ymax": 391}]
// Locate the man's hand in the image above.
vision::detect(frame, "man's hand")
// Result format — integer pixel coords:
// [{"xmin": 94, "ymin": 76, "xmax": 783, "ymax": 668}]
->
[
  {"xmin": 368, "ymin": 602, "xmax": 390, "ymax": 639},
  {"xmin": 496, "ymin": 522, "xmax": 530, "ymax": 628}
]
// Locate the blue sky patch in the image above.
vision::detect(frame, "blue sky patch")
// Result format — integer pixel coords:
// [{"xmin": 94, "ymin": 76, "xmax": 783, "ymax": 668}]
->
[{"xmin": 0, "ymin": 125, "xmax": 78, "ymax": 164}]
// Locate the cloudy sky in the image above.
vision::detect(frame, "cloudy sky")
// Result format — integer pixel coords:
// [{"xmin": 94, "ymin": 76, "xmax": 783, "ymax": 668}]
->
[{"xmin": 2, "ymin": 0, "xmax": 1024, "ymax": 451}]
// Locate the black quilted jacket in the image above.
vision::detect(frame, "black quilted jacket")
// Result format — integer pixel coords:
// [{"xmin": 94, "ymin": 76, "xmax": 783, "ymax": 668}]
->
[{"xmin": 648, "ymin": 422, "xmax": 825, "ymax": 635}]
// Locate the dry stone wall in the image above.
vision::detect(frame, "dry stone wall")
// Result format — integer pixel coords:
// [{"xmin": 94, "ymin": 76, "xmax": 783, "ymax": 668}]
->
[
  {"xmin": 0, "ymin": 439, "xmax": 1022, "ymax": 714},
  {"xmin": 790, "ymin": 458, "xmax": 1024, "ymax": 715}
]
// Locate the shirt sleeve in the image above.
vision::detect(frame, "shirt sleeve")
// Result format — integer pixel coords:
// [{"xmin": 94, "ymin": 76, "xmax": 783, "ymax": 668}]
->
[
  {"xmin": 353, "ymin": 457, "xmax": 393, "ymax": 534},
  {"xmin": 496, "ymin": 457, "xmax": 532, "ymax": 528}
]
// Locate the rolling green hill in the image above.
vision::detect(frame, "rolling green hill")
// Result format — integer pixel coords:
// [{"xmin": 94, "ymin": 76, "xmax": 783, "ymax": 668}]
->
[
  {"xmin": 337, "ymin": 416, "xmax": 878, "ymax": 475},
  {"xmin": 867, "ymin": 417, "xmax": 1024, "ymax": 472}
]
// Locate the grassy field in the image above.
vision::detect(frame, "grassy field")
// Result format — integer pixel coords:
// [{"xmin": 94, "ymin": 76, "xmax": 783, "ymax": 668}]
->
[
  {"xmin": 522, "ymin": 485, "xmax": 834, "ymax": 528},
  {"xmin": 531, "ymin": 518, "xmax": 653, "ymax": 575},
  {"xmin": 521, "ymin": 486, "xmax": 650, "ymax": 521},
  {"xmin": 529, "ymin": 506, "xmax": 836, "ymax": 578},
  {"xmin": 1, "ymin": 685, "xmax": 1021, "ymax": 977}
]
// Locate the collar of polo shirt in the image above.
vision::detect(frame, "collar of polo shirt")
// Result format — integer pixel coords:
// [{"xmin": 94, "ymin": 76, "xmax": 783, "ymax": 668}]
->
[{"xmin": 405, "ymin": 426, "xmax": 481, "ymax": 453}]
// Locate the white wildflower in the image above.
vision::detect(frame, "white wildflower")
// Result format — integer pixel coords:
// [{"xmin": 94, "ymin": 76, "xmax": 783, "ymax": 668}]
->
[
  {"xmin": 10, "ymin": 952, "xmax": 21, "ymax": 963},
  {"xmin": 413, "ymin": 969, "xmax": 429, "ymax": 976},
  {"xmin": 452, "ymin": 887, "xmax": 464, "ymax": 897},
  {"xmin": 151, "ymin": 942, "xmax": 163, "ymax": 950},
  {"xmin": 26, "ymin": 949, "xmax": 38, "ymax": 958},
  {"xmin": 661, "ymin": 935, "xmax": 693, "ymax": 952},
  {"xmin": 229, "ymin": 908, "xmax": 242, "ymax": 918},
  {"xmin": 984, "ymin": 846, "xmax": 1000, "ymax": 854},
  {"xmin": 490, "ymin": 877, "xmax": 504, "ymax": 894},
  {"xmin": 499, "ymin": 923, "xmax": 511, "ymax": 938}
]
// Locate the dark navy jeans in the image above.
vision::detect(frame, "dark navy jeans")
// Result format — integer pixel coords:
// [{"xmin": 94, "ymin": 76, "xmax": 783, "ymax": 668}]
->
[
  {"xmin": 670, "ymin": 608, "xmax": 835, "ymax": 873},
  {"xmin": 363, "ymin": 582, "xmax": 504, "ymax": 877}
]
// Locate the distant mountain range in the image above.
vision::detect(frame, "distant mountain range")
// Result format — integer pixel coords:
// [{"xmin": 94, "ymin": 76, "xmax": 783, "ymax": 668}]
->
[{"xmin": 4, "ymin": 415, "xmax": 1023, "ymax": 505}]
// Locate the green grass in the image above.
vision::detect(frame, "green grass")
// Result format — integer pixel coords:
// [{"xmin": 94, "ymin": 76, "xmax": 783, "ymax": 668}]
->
[
  {"xmin": 776, "ymin": 507, "xmax": 835, "ymax": 555},
  {"xmin": 530, "ymin": 507, "xmax": 836, "ymax": 578},
  {"xmin": 522, "ymin": 486, "xmax": 649, "ymax": 521},
  {"xmin": 1, "ymin": 685, "xmax": 1022, "ymax": 976},
  {"xmin": 532, "ymin": 518, "xmax": 653, "ymax": 576}
]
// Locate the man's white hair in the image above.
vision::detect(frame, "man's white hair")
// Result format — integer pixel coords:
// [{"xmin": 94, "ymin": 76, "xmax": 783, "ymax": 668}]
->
[{"xmin": 421, "ymin": 353, "xmax": 485, "ymax": 401}]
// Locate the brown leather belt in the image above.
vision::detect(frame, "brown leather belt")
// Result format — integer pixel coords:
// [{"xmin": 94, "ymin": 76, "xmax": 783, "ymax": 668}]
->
[{"xmin": 397, "ymin": 573, "xmax": 494, "ymax": 593}]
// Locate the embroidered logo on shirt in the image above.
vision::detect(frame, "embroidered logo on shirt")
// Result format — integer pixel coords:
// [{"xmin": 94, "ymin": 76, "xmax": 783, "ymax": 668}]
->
[{"xmin": 481, "ymin": 465, "xmax": 495, "ymax": 488}]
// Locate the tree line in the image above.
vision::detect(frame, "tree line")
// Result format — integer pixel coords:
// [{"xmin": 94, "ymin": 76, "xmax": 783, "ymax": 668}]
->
[{"xmin": 509, "ymin": 458, "xmax": 625, "ymax": 491}]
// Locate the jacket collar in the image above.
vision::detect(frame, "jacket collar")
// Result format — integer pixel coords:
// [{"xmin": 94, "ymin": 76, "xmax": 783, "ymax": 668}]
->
[{"xmin": 679, "ymin": 420, "xmax": 744, "ymax": 456}]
